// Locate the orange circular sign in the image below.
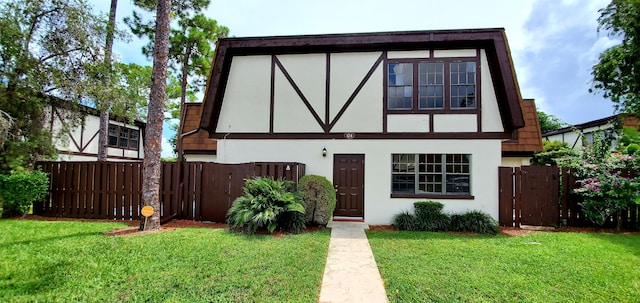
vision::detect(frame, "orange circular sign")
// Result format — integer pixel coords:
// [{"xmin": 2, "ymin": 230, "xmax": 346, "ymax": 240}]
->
[{"xmin": 141, "ymin": 206, "xmax": 154, "ymax": 217}]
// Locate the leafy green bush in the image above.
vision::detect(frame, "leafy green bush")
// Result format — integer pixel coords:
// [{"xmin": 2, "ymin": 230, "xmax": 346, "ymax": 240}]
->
[
  {"xmin": 226, "ymin": 177, "xmax": 305, "ymax": 234},
  {"xmin": 414, "ymin": 201, "xmax": 450, "ymax": 231},
  {"xmin": 391, "ymin": 211, "xmax": 418, "ymax": 230},
  {"xmin": 0, "ymin": 170, "xmax": 49, "ymax": 217},
  {"xmin": 450, "ymin": 211, "xmax": 499, "ymax": 235},
  {"xmin": 297, "ymin": 175, "xmax": 336, "ymax": 225},
  {"xmin": 392, "ymin": 201, "xmax": 498, "ymax": 235}
]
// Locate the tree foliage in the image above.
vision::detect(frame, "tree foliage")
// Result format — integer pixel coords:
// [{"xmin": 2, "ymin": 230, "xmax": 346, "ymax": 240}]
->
[
  {"xmin": 537, "ymin": 111, "xmax": 567, "ymax": 134},
  {"xmin": 0, "ymin": 0, "xmax": 111, "ymax": 171},
  {"xmin": 591, "ymin": 0, "xmax": 640, "ymax": 114}
]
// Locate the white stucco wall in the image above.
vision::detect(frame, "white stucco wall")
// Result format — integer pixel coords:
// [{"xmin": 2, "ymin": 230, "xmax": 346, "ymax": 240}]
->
[
  {"xmin": 387, "ymin": 114, "xmax": 429, "ymax": 132},
  {"xmin": 433, "ymin": 49, "xmax": 476, "ymax": 58},
  {"xmin": 217, "ymin": 55, "xmax": 271, "ymax": 133},
  {"xmin": 480, "ymin": 50, "xmax": 504, "ymax": 132},
  {"xmin": 433, "ymin": 114, "xmax": 477, "ymax": 132},
  {"xmin": 544, "ymin": 131, "xmax": 582, "ymax": 149},
  {"xmin": 216, "ymin": 139, "xmax": 502, "ymax": 224},
  {"xmin": 185, "ymin": 154, "xmax": 217, "ymax": 162},
  {"xmin": 501, "ymin": 157, "xmax": 531, "ymax": 167},
  {"xmin": 387, "ymin": 50, "xmax": 429, "ymax": 59},
  {"xmin": 329, "ymin": 52, "xmax": 382, "ymax": 122}
]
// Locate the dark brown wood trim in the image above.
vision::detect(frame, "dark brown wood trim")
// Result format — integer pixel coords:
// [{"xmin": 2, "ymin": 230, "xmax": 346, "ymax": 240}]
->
[
  {"xmin": 81, "ymin": 130, "xmax": 100, "ymax": 152},
  {"xmin": 386, "ymin": 56, "xmax": 476, "ymax": 64},
  {"xmin": 184, "ymin": 150, "xmax": 218, "ymax": 155},
  {"xmin": 382, "ymin": 51, "xmax": 388, "ymax": 133},
  {"xmin": 53, "ymin": 108, "xmax": 82, "ymax": 151},
  {"xmin": 274, "ymin": 56, "xmax": 327, "ymax": 132},
  {"xmin": 501, "ymin": 151, "xmax": 535, "ymax": 157},
  {"xmin": 200, "ymin": 28, "xmax": 525, "ymax": 132},
  {"xmin": 476, "ymin": 49, "xmax": 483, "ymax": 132},
  {"xmin": 325, "ymin": 53, "xmax": 330, "ymax": 129},
  {"xmin": 429, "ymin": 49, "xmax": 434, "ymax": 58},
  {"xmin": 210, "ymin": 131, "xmax": 511, "ymax": 140},
  {"xmin": 270, "ymin": 55, "xmax": 275, "ymax": 134},
  {"xmin": 57, "ymin": 150, "xmax": 142, "ymax": 161},
  {"xmin": 328, "ymin": 53, "xmax": 384, "ymax": 130},
  {"xmin": 390, "ymin": 193, "xmax": 475, "ymax": 200}
]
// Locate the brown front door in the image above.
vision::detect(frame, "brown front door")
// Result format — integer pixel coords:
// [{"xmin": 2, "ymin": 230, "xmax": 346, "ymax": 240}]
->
[{"xmin": 333, "ymin": 154, "xmax": 364, "ymax": 217}]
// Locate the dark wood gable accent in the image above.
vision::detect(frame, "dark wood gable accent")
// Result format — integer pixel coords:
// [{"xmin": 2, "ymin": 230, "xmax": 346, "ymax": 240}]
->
[{"xmin": 200, "ymin": 29, "xmax": 525, "ymax": 134}]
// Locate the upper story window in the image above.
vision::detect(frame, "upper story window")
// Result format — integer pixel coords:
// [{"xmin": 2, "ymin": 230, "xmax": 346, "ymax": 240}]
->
[
  {"xmin": 387, "ymin": 58, "xmax": 477, "ymax": 111},
  {"xmin": 388, "ymin": 63, "xmax": 413, "ymax": 110},
  {"xmin": 108, "ymin": 124, "xmax": 140, "ymax": 150}
]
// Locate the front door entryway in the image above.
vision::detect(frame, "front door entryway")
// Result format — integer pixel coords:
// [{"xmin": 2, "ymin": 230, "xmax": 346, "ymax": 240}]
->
[{"xmin": 333, "ymin": 154, "xmax": 365, "ymax": 217}]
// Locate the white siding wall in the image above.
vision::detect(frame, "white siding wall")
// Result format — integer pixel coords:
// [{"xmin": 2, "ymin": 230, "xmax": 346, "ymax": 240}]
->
[{"xmin": 216, "ymin": 139, "xmax": 502, "ymax": 224}]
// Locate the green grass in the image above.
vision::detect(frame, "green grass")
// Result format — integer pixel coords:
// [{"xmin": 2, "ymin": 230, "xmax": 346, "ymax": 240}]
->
[
  {"xmin": 0, "ymin": 220, "xmax": 330, "ymax": 303},
  {"xmin": 368, "ymin": 231, "xmax": 640, "ymax": 303}
]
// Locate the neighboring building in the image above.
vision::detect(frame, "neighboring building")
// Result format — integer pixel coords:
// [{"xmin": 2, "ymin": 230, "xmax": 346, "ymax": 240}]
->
[
  {"xmin": 47, "ymin": 103, "xmax": 145, "ymax": 161},
  {"xmin": 183, "ymin": 29, "xmax": 542, "ymax": 224},
  {"xmin": 542, "ymin": 114, "xmax": 638, "ymax": 150}
]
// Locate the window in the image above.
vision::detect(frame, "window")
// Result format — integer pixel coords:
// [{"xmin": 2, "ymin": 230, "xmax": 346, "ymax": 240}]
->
[
  {"xmin": 419, "ymin": 62, "xmax": 444, "ymax": 109},
  {"xmin": 450, "ymin": 62, "xmax": 476, "ymax": 108},
  {"xmin": 392, "ymin": 153, "xmax": 471, "ymax": 196},
  {"xmin": 387, "ymin": 63, "xmax": 413, "ymax": 110},
  {"xmin": 386, "ymin": 59, "xmax": 477, "ymax": 111},
  {"xmin": 108, "ymin": 124, "xmax": 139, "ymax": 150}
]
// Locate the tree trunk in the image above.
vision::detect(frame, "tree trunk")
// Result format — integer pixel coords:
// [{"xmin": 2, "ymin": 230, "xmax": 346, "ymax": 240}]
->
[
  {"xmin": 97, "ymin": 0, "xmax": 118, "ymax": 161},
  {"xmin": 141, "ymin": 0, "xmax": 171, "ymax": 231},
  {"xmin": 176, "ymin": 48, "xmax": 191, "ymax": 162}
]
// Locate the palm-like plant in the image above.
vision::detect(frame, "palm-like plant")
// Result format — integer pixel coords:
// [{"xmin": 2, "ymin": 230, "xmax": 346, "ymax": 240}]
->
[{"xmin": 227, "ymin": 177, "xmax": 305, "ymax": 234}]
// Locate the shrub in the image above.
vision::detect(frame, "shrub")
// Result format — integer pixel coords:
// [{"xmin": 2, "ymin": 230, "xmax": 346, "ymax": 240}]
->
[
  {"xmin": 297, "ymin": 175, "xmax": 336, "ymax": 225},
  {"xmin": 226, "ymin": 177, "xmax": 305, "ymax": 234},
  {"xmin": 0, "ymin": 170, "xmax": 49, "ymax": 218},
  {"xmin": 413, "ymin": 201, "xmax": 450, "ymax": 231},
  {"xmin": 391, "ymin": 211, "xmax": 418, "ymax": 230},
  {"xmin": 392, "ymin": 201, "xmax": 498, "ymax": 235},
  {"xmin": 450, "ymin": 211, "xmax": 499, "ymax": 235}
]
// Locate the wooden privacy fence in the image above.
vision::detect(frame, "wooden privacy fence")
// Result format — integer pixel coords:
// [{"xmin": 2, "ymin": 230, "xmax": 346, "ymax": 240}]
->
[
  {"xmin": 499, "ymin": 166, "xmax": 639, "ymax": 229},
  {"xmin": 34, "ymin": 161, "xmax": 305, "ymax": 222}
]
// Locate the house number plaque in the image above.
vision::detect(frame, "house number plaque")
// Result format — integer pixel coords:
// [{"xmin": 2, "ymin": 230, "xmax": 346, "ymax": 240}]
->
[{"xmin": 344, "ymin": 133, "xmax": 355, "ymax": 139}]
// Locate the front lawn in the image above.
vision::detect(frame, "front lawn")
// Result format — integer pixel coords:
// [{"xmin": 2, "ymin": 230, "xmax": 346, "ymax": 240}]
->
[
  {"xmin": 0, "ymin": 220, "xmax": 330, "ymax": 303},
  {"xmin": 368, "ymin": 231, "xmax": 640, "ymax": 303}
]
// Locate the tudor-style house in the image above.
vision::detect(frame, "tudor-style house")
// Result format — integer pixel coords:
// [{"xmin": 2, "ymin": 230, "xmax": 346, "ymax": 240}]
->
[
  {"xmin": 47, "ymin": 103, "xmax": 145, "ymax": 161},
  {"xmin": 180, "ymin": 28, "xmax": 543, "ymax": 224}
]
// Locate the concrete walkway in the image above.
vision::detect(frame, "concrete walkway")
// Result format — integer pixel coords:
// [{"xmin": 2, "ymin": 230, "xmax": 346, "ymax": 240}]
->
[{"xmin": 318, "ymin": 221, "xmax": 389, "ymax": 303}]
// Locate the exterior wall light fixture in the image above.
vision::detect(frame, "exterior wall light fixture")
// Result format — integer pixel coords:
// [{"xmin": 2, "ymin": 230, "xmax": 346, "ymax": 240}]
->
[{"xmin": 322, "ymin": 147, "xmax": 327, "ymax": 157}]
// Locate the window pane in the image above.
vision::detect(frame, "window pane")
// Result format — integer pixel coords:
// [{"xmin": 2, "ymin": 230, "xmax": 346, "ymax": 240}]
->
[
  {"xmin": 450, "ymin": 62, "xmax": 476, "ymax": 109},
  {"xmin": 446, "ymin": 175, "xmax": 469, "ymax": 194},
  {"xmin": 392, "ymin": 174, "xmax": 415, "ymax": 193},
  {"xmin": 418, "ymin": 62, "xmax": 444, "ymax": 109},
  {"xmin": 388, "ymin": 63, "xmax": 413, "ymax": 110}
]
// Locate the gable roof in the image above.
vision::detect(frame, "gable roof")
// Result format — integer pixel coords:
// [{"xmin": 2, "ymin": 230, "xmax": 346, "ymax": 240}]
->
[
  {"xmin": 199, "ymin": 28, "xmax": 525, "ymax": 132},
  {"xmin": 502, "ymin": 99, "xmax": 543, "ymax": 156}
]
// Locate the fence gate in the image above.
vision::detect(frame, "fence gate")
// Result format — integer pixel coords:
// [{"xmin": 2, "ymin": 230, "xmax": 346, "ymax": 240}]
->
[{"xmin": 499, "ymin": 166, "xmax": 560, "ymax": 227}]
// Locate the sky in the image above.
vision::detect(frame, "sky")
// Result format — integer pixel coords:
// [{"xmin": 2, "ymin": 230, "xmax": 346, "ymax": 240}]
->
[{"xmin": 90, "ymin": 0, "xmax": 617, "ymax": 157}]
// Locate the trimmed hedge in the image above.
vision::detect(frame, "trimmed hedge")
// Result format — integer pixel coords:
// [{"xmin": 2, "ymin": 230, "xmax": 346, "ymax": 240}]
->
[
  {"xmin": 0, "ymin": 170, "xmax": 49, "ymax": 218},
  {"xmin": 297, "ymin": 175, "xmax": 336, "ymax": 225},
  {"xmin": 392, "ymin": 201, "xmax": 498, "ymax": 235}
]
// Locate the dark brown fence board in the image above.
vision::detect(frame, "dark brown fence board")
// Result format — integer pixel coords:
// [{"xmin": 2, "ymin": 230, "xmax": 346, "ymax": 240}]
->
[
  {"xmin": 35, "ymin": 161, "xmax": 306, "ymax": 223},
  {"xmin": 498, "ymin": 167, "xmax": 514, "ymax": 227}
]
